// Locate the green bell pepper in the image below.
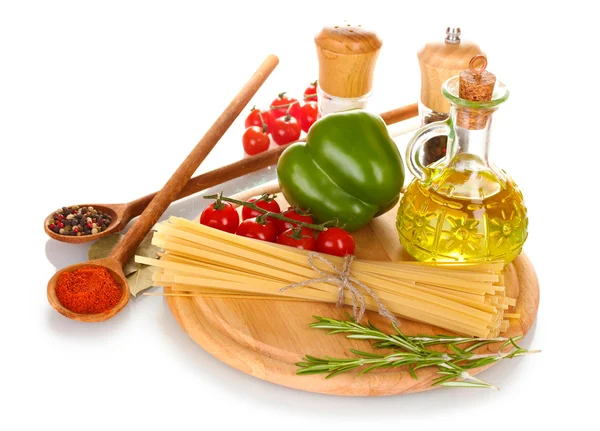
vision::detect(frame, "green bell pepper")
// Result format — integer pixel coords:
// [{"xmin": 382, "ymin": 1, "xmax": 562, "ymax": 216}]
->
[{"xmin": 277, "ymin": 110, "xmax": 404, "ymax": 232}]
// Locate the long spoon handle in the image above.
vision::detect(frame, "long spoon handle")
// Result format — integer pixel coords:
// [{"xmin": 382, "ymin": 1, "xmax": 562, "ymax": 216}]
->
[
  {"xmin": 111, "ymin": 55, "xmax": 279, "ymax": 266},
  {"xmin": 124, "ymin": 102, "xmax": 419, "ymax": 219}
]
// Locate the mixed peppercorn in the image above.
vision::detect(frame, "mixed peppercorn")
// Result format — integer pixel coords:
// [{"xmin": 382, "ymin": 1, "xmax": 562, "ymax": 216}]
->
[
  {"xmin": 47, "ymin": 206, "xmax": 112, "ymax": 236},
  {"xmin": 422, "ymin": 111, "xmax": 449, "ymax": 166}
]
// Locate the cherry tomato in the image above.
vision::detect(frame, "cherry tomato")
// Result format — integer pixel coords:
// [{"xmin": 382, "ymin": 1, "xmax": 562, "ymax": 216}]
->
[
  {"xmin": 242, "ymin": 126, "xmax": 270, "ymax": 155},
  {"xmin": 276, "ymin": 207, "xmax": 314, "ymax": 233},
  {"xmin": 271, "ymin": 115, "xmax": 301, "ymax": 145},
  {"xmin": 276, "ymin": 227, "xmax": 316, "ymax": 250},
  {"xmin": 303, "ymin": 81, "xmax": 318, "ymax": 102},
  {"xmin": 316, "ymin": 228, "xmax": 355, "ymax": 257},
  {"xmin": 245, "ymin": 107, "xmax": 275, "ymax": 133},
  {"xmin": 200, "ymin": 202, "xmax": 240, "ymax": 234},
  {"xmin": 236, "ymin": 217, "xmax": 278, "ymax": 242},
  {"xmin": 299, "ymin": 102, "xmax": 318, "ymax": 133},
  {"xmin": 270, "ymin": 92, "xmax": 302, "ymax": 120},
  {"xmin": 241, "ymin": 196, "xmax": 281, "ymax": 221}
]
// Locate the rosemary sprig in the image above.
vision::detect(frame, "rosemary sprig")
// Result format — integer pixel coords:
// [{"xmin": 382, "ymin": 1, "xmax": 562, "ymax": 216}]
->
[{"xmin": 297, "ymin": 316, "xmax": 540, "ymax": 389}]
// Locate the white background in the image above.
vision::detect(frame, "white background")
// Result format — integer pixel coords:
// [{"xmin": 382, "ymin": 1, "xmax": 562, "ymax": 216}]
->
[{"xmin": 1, "ymin": 1, "xmax": 598, "ymax": 429}]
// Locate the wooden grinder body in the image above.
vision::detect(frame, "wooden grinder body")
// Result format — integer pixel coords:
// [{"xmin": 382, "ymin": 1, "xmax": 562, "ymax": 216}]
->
[{"xmin": 418, "ymin": 37, "xmax": 483, "ymax": 114}]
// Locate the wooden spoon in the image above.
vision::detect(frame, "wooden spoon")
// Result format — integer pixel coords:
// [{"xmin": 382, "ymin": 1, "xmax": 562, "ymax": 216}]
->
[
  {"xmin": 47, "ymin": 54, "xmax": 280, "ymax": 322},
  {"xmin": 43, "ymin": 102, "xmax": 418, "ymax": 244}
]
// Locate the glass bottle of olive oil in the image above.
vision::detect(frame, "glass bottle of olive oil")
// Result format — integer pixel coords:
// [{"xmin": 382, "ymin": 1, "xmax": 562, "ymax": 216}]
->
[{"xmin": 397, "ymin": 58, "xmax": 528, "ymax": 263}]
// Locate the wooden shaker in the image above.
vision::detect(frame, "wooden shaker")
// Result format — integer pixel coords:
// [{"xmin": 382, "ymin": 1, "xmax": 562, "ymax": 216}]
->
[
  {"xmin": 417, "ymin": 28, "xmax": 483, "ymax": 165},
  {"xmin": 418, "ymin": 27, "xmax": 483, "ymax": 115},
  {"xmin": 314, "ymin": 22, "xmax": 382, "ymax": 115}
]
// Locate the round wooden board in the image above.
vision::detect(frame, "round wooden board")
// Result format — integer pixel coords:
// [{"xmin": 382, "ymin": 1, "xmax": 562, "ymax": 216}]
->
[{"xmin": 166, "ymin": 183, "xmax": 540, "ymax": 396}]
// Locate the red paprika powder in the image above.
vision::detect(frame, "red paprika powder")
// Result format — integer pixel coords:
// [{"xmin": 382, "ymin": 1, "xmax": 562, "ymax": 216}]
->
[{"xmin": 55, "ymin": 266, "xmax": 122, "ymax": 314}]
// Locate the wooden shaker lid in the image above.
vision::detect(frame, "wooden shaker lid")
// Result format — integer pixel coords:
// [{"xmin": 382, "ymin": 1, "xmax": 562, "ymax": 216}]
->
[
  {"xmin": 457, "ymin": 55, "xmax": 496, "ymax": 129},
  {"xmin": 314, "ymin": 22, "xmax": 382, "ymax": 98}
]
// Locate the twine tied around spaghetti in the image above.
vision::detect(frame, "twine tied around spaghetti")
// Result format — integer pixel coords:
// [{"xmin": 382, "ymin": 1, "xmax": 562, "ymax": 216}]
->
[{"xmin": 280, "ymin": 252, "xmax": 399, "ymax": 325}]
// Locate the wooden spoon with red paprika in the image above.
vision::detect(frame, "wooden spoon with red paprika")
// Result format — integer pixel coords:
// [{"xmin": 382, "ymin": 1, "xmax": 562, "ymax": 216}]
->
[{"xmin": 47, "ymin": 55, "xmax": 280, "ymax": 322}]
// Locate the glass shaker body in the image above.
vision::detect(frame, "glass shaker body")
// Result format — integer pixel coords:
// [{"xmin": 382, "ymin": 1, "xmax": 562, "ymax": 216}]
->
[{"xmin": 317, "ymin": 85, "xmax": 371, "ymax": 117}]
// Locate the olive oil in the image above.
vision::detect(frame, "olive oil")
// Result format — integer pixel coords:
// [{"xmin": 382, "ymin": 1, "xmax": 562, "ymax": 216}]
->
[
  {"xmin": 398, "ymin": 63, "xmax": 528, "ymax": 264},
  {"xmin": 397, "ymin": 165, "xmax": 527, "ymax": 263}
]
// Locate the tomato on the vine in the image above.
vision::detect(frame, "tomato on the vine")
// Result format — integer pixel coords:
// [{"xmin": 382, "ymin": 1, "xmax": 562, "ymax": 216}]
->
[
  {"xmin": 241, "ymin": 196, "xmax": 281, "ymax": 220},
  {"xmin": 200, "ymin": 202, "xmax": 240, "ymax": 234},
  {"xmin": 242, "ymin": 126, "xmax": 270, "ymax": 155},
  {"xmin": 299, "ymin": 101, "xmax": 318, "ymax": 133},
  {"xmin": 271, "ymin": 115, "xmax": 301, "ymax": 145},
  {"xmin": 236, "ymin": 217, "xmax": 278, "ymax": 242},
  {"xmin": 316, "ymin": 228, "xmax": 355, "ymax": 257},
  {"xmin": 275, "ymin": 207, "xmax": 314, "ymax": 233},
  {"xmin": 303, "ymin": 81, "xmax": 318, "ymax": 102},
  {"xmin": 270, "ymin": 92, "xmax": 302, "ymax": 121},
  {"xmin": 245, "ymin": 107, "xmax": 275, "ymax": 133},
  {"xmin": 276, "ymin": 227, "xmax": 316, "ymax": 250}
]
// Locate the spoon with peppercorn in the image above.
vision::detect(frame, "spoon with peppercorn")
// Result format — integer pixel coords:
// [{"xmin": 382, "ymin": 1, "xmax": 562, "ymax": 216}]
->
[
  {"xmin": 47, "ymin": 55, "xmax": 280, "ymax": 321},
  {"xmin": 42, "ymin": 147, "xmax": 286, "ymax": 244}
]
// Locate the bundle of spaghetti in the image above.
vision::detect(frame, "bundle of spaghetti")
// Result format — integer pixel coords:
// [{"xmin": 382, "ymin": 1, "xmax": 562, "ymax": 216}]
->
[{"xmin": 136, "ymin": 217, "xmax": 517, "ymax": 338}]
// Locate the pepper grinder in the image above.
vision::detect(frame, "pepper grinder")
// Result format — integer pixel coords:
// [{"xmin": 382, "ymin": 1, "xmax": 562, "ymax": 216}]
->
[
  {"xmin": 314, "ymin": 22, "xmax": 382, "ymax": 116},
  {"xmin": 417, "ymin": 27, "xmax": 483, "ymax": 165}
]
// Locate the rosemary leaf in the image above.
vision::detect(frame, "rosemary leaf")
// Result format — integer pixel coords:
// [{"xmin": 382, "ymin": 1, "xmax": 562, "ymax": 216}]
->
[
  {"xmin": 440, "ymin": 381, "xmax": 495, "ymax": 389},
  {"xmin": 348, "ymin": 349, "xmax": 385, "ymax": 358},
  {"xmin": 359, "ymin": 363, "xmax": 389, "ymax": 375},
  {"xmin": 326, "ymin": 365, "xmax": 359, "ymax": 379},
  {"xmin": 432, "ymin": 375, "xmax": 456, "ymax": 386},
  {"xmin": 408, "ymin": 364, "xmax": 418, "ymax": 380}
]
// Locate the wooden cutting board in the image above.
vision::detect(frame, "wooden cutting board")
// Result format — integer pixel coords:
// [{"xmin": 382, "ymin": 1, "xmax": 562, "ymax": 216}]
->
[{"xmin": 165, "ymin": 183, "xmax": 540, "ymax": 396}]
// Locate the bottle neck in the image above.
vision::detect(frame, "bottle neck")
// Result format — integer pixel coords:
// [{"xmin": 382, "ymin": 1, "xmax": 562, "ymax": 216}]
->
[{"xmin": 447, "ymin": 106, "xmax": 495, "ymax": 163}]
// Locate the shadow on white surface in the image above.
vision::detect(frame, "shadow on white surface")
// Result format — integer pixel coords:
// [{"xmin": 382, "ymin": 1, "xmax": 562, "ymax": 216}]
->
[
  {"xmin": 45, "ymin": 303, "xmax": 134, "ymax": 338},
  {"xmin": 44, "ymin": 240, "xmax": 89, "ymax": 270}
]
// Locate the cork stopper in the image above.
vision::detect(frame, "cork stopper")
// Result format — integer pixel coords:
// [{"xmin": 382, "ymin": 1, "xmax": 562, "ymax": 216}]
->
[
  {"xmin": 314, "ymin": 22, "xmax": 382, "ymax": 98},
  {"xmin": 459, "ymin": 55, "xmax": 496, "ymax": 100},
  {"xmin": 417, "ymin": 28, "xmax": 483, "ymax": 113},
  {"xmin": 456, "ymin": 55, "xmax": 497, "ymax": 129}
]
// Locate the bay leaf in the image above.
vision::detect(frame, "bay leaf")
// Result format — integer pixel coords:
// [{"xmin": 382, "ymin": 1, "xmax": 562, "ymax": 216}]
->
[
  {"xmin": 124, "ymin": 262, "xmax": 142, "ymax": 277},
  {"xmin": 127, "ymin": 265, "xmax": 155, "ymax": 297},
  {"xmin": 136, "ymin": 231, "xmax": 162, "ymax": 263},
  {"xmin": 88, "ymin": 233, "xmax": 123, "ymax": 261},
  {"xmin": 87, "ymin": 231, "xmax": 161, "ymax": 276}
]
